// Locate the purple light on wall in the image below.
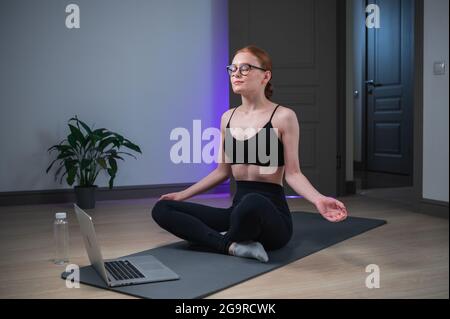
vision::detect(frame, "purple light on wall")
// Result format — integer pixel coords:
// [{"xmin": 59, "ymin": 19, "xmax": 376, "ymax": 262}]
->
[
  {"xmin": 196, "ymin": 0, "xmax": 228, "ymax": 181},
  {"xmin": 210, "ymin": 0, "xmax": 229, "ymax": 132}
]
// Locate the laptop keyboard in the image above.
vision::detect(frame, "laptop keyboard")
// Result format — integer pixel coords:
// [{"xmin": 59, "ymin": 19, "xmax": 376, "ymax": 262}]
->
[{"xmin": 104, "ymin": 260, "xmax": 145, "ymax": 281}]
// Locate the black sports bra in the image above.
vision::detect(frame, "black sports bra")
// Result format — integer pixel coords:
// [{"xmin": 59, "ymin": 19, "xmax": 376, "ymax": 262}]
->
[{"xmin": 223, "ymin": 104, "xmax": 285, "ymax": 166}]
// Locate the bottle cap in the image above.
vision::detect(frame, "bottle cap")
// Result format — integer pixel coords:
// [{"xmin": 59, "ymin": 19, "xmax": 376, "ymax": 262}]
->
[{"xmin": 55, "ymin": 212, "xmax": 67, "ymax": 219}]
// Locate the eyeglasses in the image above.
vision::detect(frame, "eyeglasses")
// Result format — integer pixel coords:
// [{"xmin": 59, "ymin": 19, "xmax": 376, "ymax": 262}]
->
[{"xmin": 226, "ymin": 63, "xmax": 267, "ymax": 76}]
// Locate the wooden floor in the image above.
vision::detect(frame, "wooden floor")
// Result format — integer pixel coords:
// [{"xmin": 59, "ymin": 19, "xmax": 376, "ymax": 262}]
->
[{"xmin": 0, "ymin": 187, "xmax": 448, "ymax": 299}]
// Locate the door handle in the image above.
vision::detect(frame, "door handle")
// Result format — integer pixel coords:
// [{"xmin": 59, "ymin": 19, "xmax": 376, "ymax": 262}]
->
[{"xmin": 365, "ymin": 80, "xmax": 383, "ymax": 87}]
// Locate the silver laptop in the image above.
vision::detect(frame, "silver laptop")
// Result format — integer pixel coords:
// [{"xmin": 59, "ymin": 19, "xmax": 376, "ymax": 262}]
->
[{"xmin": 74, "ymin": 203, "xmax": 180, "ymax": 287}]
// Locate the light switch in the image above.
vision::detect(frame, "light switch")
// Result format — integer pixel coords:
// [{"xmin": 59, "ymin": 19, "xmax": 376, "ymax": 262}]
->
[{"xmin": 433, "ymin": 61, "xmax": 446, "ymax": 75}]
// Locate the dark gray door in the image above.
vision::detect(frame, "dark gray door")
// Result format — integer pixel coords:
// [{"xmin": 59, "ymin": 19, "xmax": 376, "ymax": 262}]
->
[
  {"xmin": 365, "ymin": 0, "xmax": 414, "ymax": 175},
  {"xmin": 229, "ymin": 0, "xmax": 339, "ymax": 196}
]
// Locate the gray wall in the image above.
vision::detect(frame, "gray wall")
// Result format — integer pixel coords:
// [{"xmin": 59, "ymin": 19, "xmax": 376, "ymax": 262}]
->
[
  {"xmin": 0, "ymin": 0, "xmax": 229, "ymax": 192},
  {"xmin": 423, "ymin": 0, "xmax": 449, "ymax": 202},
  {"xmin": 345, "ymin": 0, "xmax": 354, "ymax": 181},
  {"xmin": 345, "ymin": 0, "xmax": 365, "ymax": 180},
  {"xmin": 351, "ymin": 0, "xmax": 365, "ymax": 163}
]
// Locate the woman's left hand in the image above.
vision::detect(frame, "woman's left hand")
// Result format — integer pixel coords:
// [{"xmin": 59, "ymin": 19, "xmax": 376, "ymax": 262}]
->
[{"xmin": 315, "ymin": 196, "xmax": 348, "ymax": 222}]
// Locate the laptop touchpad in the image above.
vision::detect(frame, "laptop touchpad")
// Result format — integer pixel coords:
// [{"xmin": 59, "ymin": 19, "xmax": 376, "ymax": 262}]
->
[{"xmin": 140, "ymin": 262, "xmax": 166, "ymax": 271}]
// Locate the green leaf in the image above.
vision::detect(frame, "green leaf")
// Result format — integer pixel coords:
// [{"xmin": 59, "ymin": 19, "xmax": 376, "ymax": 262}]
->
[
  {"xmin": 47, "ymin": 147, "xmax": 75, "ymax": 174},
  {"xmin": 59, "ymin": 145, "xmax": 73, "ymax": 152},
  {"xmin": 67, "ymin": 134, "xmax": 77, "ymax": 149},
  {"xmin": 96, "ymin": 158, "xmax": 107, "ymax": 169},
  {"xmin": 98, "ymin": 137, "xmax": 117, "ymax": 151},
  {"xmin": 48, "ymin": 143, "xmax": 71, "ymax": 153},
  {"xmin": 123, "ymin": 141, "xmax": 141, "ymax": 153},
  {"xmin": 81, "ymin": 158, "xmax": 91, "ymax": 170},
  {"xmin": 69, "ymin": 116, "xmax": 93, "ymax": 135},
  {"xmin": 114, "ymin": 133, "xmax": 124, "ymax": 144},
  {"xmin": 93, "ymin": 128, "xmax": 113, "ymax": 139},
  {"xmin": 58, "ymin": 152, "xmax": 75, "ymax": 160},
  {"xmin": 64, "ymin": 159, "xmax": 78, "ymax": 173},
  {"xmin": 116, "ymin": 151, "xmax": 137, "ymax": 160},
  {"xmin": 46, "ymin": 159, "xmax": 58, "ymax": 174},
  {"xmin": 47, "ymin": 145, "xmax": 59, "ymax": 153},
  {"xmin": 54, "ymin": 161, "xmax": 65, "ymax": 181},
  {"xmin": 69, "ymin": 124, "xmax": 86, "ymax": 146},
  {"xmin": 85, "ymin": 134, "xmax": 99, "ymax": 150},
  {"xmin": 108, "ymin": 158, "xmax": 117, "ymax": 174},
  {"xmin": 113, "ymin": 155, "xmax": 125, "ymax": 161},
  {"xmin": 67, "ymin": 166, "xmax": 77, "ymax": 185},
  {"xmin": 59, "ymin": 170, "xmax": 68, "ymax": 184},
  {"xmin": 105, "ymin": 149, "xmax": 117, "ymax": 155},
  {"xmin": 91, "ymin": 129, "xmax": 105, "ymax": 139},
  {"xmin": 108, "ymin": 176, "xmax": 114, "ymax": 189}
]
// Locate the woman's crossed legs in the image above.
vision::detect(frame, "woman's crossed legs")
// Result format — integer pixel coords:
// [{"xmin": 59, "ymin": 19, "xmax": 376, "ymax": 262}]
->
[{"xmin": 151, "ymin": 193, "xmax": 291, "ymax": 262}]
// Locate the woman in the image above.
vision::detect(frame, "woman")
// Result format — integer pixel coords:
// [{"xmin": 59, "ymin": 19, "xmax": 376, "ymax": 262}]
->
[{"xmin": 152, "ymin": 45, "xmax": 348, "ymax": 263}]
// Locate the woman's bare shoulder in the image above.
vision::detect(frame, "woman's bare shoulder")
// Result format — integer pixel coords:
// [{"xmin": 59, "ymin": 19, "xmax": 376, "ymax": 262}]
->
[
  {"xmin": 272, "ymin": 105, "xmax": 298, "ymax": 132},
  {"xmin": 274, "ymin": 104, "xmax": 296, "ymax": 120},
  {"xmin": 221, "ymin": 106, "xmax": 240, "ymax": 122}
]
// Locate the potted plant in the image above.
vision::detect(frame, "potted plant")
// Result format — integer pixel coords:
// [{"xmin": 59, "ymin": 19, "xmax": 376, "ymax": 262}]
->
[{"xmin": 46, "ymin": 116, "xmax": 142, "ymax": 209}]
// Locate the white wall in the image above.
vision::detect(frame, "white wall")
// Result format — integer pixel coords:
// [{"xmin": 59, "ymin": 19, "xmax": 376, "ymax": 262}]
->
[
  {"xmin": 0, "ymin": 0, "xmax": 229, "ymax": 192},
  {"xmin": 423, "ymin": 0, "xmax": 449, "ymax": 202}
]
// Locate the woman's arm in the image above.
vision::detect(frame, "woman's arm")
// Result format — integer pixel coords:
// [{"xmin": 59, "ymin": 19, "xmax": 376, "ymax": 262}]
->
[
  {"xmin": 279, "ymin": 108, "xmax": 324, "ymax": 205},
  {"xmin": 177, "ymin": 110, "xmax": 233, "ymax": 200},
  {"xmin": 179, "ymin": 168, "xmax": 230, "ymax": 200},
  {"xmin": 279, "ymin": 108, "xmax": 347, "ymax": 222}
]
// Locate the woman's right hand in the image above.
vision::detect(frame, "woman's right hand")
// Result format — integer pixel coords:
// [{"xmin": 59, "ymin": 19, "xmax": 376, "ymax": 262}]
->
[{"xmin": 159, "ymin": 191, "xmax": 187, "ymax": 201}]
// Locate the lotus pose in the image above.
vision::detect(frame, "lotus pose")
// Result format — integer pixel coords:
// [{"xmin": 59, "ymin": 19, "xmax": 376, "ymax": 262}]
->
[{"xmin": 152, "ymin": 45, "xmax": 348, "ymax": 262}]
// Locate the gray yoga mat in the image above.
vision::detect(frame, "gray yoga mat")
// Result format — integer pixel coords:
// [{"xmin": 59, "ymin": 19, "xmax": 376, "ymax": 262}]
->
[{"xmin": 61, "ymin": 211, "xmax": 386, "ymax": 299}]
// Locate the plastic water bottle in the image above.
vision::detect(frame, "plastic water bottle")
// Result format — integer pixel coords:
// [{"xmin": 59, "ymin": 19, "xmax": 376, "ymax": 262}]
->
[{"xmin": 54, "ymin": 212, "xmax": 69, "ymax": 265}]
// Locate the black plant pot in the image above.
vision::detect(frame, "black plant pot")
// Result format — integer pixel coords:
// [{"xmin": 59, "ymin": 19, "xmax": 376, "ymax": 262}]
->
[{"xmin": 74, "ymin": 185, "xmax": 98, "ymax": 209}]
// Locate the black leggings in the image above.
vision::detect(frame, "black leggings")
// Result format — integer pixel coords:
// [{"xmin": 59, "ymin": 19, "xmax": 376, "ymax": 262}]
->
[{"xmin": 151, "ymin": 180, "xmax": 293, "ymax": 254}]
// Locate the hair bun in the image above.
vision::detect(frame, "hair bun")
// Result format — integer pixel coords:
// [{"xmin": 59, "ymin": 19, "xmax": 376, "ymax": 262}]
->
[{"xmin": 265, "ymin": 81, "xmax": 273, "ymax": 100}]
